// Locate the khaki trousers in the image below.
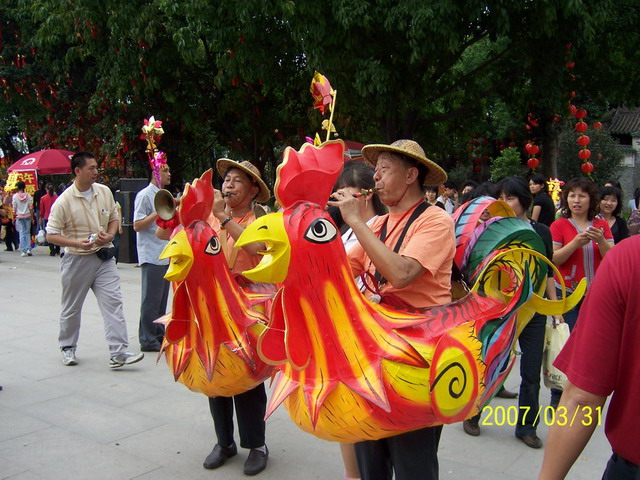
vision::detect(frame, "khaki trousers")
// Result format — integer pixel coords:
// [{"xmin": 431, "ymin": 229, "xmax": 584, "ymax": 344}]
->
[{"xmin": 58, "ymin": 253, "xmax": 129, "ymax": 354}]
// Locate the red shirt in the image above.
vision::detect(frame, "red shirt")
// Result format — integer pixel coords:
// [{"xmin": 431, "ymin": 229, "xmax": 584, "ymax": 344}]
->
[
  {"xmin": 39, "ymin": 193, "xmax": 58, "ymax": 220},
  {"xmin": 550, "ymin": 217, "xmax": 613, "ymax": 292},
  {"xmin": 554, "ymin": 236, "xmax": 640, "ymax": 464}
]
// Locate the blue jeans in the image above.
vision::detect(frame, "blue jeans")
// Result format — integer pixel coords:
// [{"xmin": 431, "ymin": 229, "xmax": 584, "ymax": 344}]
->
[{"xmin": 16, "ymin": 217, "xmax": 31, "ymax": 253}]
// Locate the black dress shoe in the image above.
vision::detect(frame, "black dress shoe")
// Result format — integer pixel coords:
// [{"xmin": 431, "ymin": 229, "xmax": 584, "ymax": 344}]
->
[
  {"xmin": 496, "ymin": 388, "xmax": 518, "ymax": 399},
  {"xmin": 243, "ymin": 446, "xmax": 269, "ymax": 476},
  {"xmin": 203, "ymin": 443, "xmax": 237, "ymax": 469},
  {"xmin": 517, "ymin": 434, "xmax": 543, "ymax": 449}
]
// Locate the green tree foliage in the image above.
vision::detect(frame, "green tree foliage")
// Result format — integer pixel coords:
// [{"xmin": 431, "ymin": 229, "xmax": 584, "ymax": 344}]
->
[
  {"xmin": 489, "ymin": 146, "xmax": 525, "ymax": 182},
  {"xmin": 1, "ymin": 1, "xmax": 639, "ymax": 185},
  {"xmin": 557, "ymin": 127, "xmax": 623, "ymax": 186}
]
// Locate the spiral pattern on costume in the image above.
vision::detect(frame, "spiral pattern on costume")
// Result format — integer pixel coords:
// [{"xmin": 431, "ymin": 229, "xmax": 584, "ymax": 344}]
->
[
  {"xmin": 432, "ymin": 362, "xmax": 467, "ymax": 399},
  {"xmin": 429, "ymin": 334, "xmax": 479, "ymax": 423}
]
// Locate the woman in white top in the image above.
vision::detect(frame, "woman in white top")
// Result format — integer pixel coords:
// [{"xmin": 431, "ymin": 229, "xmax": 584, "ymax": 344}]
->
[{"xmin": 330, "ymin": 159, "xmax": 386, "ymax": 480}]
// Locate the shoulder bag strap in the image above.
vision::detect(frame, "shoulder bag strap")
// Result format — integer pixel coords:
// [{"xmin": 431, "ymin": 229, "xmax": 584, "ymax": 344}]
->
[{"xmin": 375, "ymin": 202, "xmax": 429, "ymax": 286}]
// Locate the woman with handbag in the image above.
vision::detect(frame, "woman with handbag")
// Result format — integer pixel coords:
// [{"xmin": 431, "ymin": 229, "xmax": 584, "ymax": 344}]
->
[{"xmin": 549, "ymin": 177, "xmax": 613, "ymax": 408}]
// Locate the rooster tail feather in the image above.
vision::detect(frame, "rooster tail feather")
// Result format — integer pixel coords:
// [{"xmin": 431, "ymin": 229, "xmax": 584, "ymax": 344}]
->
[{"xmin": 265, "ymin": 370, "xmax": 299, "ymax": 419}]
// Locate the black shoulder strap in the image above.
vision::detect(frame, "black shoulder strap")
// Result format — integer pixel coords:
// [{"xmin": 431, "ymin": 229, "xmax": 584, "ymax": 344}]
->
[{"xmin": 375, "ymin": 202, "xmax": 429, "ymax": 286}]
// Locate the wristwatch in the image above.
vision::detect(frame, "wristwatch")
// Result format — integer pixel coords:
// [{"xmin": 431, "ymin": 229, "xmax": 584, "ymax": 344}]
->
[{"xmin": 220, "ymin": 216, "xmax": 233, "ymax": 228}]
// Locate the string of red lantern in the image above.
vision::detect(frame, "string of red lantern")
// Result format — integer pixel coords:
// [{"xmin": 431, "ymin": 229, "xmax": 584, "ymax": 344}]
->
[
  {"xmin": 573, "ymin": 109, "xmax": 594, "ymax": 175},
  {"xmin": 525, "ymin": 141, "xmax": 540, "ymax": 169},
  {"xmin": 524, "ymin": 111, "xmax": 540, "ymax": 169}
]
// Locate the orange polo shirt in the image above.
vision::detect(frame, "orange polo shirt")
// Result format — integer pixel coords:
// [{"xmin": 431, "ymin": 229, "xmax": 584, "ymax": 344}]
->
[
  {"xmin": 348, "ymin": 204, "xmax": 455, "ymax": 309},
  {"xmin": 209, "ymin": 211, "xmax": 261, "ymax": 275}
]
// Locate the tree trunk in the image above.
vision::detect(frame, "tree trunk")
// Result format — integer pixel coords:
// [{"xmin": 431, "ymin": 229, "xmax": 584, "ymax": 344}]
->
[{"xmin": 541, "ymin": 114, "xmax": 560, "ymax": 179}]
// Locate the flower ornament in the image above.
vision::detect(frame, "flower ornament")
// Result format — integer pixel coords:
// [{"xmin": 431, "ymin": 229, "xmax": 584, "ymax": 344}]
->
[
  {"xmin": 142, "ymin": 116, "xmax": 164, "ymax": 136},
  {"xmin": 141, "ymin": 115, "xmax": 167, "ymax": 184},
  {"xmin": 309, "ymin": 72, "xmax": 338, "ymax": 143},
  {"xmin": 150, "ymin": 151, "xmax": 168, "ymax": 186},
  {"xmin": 310, "ymin": 72, "xmax": 334, "ymax": 114}
]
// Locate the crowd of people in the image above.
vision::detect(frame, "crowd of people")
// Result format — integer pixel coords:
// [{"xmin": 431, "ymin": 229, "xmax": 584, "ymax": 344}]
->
[{"xmin": 1, "ymin": 143, "xmax": 638, "ymax": 480}]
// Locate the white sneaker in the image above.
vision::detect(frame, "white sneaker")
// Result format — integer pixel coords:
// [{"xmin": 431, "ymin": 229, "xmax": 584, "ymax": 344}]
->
[
  {"xmin": 21, "ymin": 252, "xmax": 27, "ymax": 257},
  {"xmin": 109, "ymin": 351, "xmax": 144, "ymax": 369},
  {"xmin": 27, "ymin": 250, "xmax": 32, "ymax": 256},
  {"xmin": 61, "ymin": 347, "xmax": 78, "ymax": 366}
]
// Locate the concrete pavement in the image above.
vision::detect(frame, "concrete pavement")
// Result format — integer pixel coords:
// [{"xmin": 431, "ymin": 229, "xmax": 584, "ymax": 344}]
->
[{"xmin": 0, "ymin": 247, "xmax": 611, "ymax": 479}]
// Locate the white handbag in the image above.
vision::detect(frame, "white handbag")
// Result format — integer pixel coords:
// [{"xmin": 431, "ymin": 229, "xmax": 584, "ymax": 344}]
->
[
  {"xmin": 543, "ymin": 321, "xmax": 570, "ymax": 390},
  {"xmin": 36, "ymin": 229, "xmax": 47, "ymax": 244}
]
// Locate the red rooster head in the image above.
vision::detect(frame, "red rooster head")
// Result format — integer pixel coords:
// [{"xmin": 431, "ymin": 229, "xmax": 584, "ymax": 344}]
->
[
  {"xmin": 160, "ymin": 169, "xmax": 217, "ymax": 282},
  {"xmin": 236, "ymin": 140, "xmax": 346, "ymax": 284}
]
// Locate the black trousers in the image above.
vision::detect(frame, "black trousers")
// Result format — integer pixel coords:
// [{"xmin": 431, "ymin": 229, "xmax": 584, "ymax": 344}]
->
[
  {"xmin": 515, "ymin": 313, "xmax": 546, "ymax": 436},
  {"xmin": 3, "ymin": 221, "xmax": 18, "ymax": 250},
  {"xmin": 354, "ymin": 426, "xmax": 443, "ymax": 480},
  {"xmin": 208, "ymin": 383, "xmax": 267, "ymax": 449},
  {"xmin": 602, "ymin": 453, "xmax": 639, "ymax": 480}
]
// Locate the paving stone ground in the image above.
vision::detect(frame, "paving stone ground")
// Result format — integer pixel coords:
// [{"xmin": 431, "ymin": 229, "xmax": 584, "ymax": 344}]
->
[{"xmin": 0, "ymin": 247, "xmax": 610, "ymax": 479}]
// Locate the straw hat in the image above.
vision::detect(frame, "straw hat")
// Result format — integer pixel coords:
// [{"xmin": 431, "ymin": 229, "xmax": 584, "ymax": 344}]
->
[
  {"xmin": 216, "ymin": 159, "xmax": 271, "ymax": 203},
  {"xmin": 361, "ymin": 139, "xmax": 447, "ymax": 186}
]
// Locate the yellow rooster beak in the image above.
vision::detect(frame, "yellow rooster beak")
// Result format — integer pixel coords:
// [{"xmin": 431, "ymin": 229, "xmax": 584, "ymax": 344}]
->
[
  {"xmin": 159, "ymin": 230, "xmax": 194, "ymax": 282},
  {"xmin": 236, "ymin": 212, "xmax": 290, "ymax": 284}
]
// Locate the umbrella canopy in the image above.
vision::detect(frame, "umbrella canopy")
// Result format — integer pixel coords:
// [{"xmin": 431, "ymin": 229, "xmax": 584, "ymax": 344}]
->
[{"xmin": 8, "ymin": 149, "xmax": 75, "ymax": 175}]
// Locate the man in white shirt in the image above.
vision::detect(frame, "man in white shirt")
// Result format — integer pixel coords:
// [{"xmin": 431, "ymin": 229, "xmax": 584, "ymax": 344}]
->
[
  {"xmin": 133, "ymin": 153, "xmax": 171, "ymax": 351},
  {"xmin": 46, "ymin": 152, "xmax": 144, "ymax": 368}
]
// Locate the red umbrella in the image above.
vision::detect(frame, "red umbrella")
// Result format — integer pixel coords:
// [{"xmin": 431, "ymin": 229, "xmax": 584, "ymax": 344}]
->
[{"xmin": 8, "ymin": 149, "xmax": 75, "ymax": 175}]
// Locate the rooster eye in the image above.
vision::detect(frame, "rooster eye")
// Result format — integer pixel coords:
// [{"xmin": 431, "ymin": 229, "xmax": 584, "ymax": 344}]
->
[
  {"xmin": 204, "ymin": 236, "xmax": 221, "ymax": 255},
  {"xmin": 304, "ymin": 218, "xmax": 337, "ymax": 244}
]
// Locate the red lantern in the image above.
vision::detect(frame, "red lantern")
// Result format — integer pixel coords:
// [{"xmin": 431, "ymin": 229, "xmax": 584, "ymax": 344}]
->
[
  {"xmin": 525, "ymin": 143, "xmax": 540, "ymax": 155},
  {"xmin": 592, "ymin": 121, "xmax": 603, "ymax": 130},
  {"xmin": 581, "ymin": 162, "xmax": 594, "ymax": 174},
  {"xmin": 569, "ymin": 104, "xmax": 577, "ymax": 116},
  {"xmin": 575, "ymin": 121, "xmax": 588, "ymax": 133},
  {"xmin": 575, "ymin": 109, "xmax": 588, "ymax": 119},
  {"xmin": 577, "ymin": 135, "xmax": 590, "ymax": 147},
  {"xmin": 527, "ymin": 158, "xmax": 540, "ymax": 169},
  {"xmin": 566, "ymin": 61, "xmax": 575, "ymax": 69},
  {"xmin": 579, "ymin": 149, "xmax": 591, "ymax": 160},
  {"xmin": 473, "ymin": 165, "xmax": 482, "ymax": 173}
]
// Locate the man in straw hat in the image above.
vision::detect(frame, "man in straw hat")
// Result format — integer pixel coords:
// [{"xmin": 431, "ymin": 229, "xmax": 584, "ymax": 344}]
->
[
  {"xmin": 328, "ymin": 139, "xmax": 455, "ymax": 480},
  {"xmin": 202, "ymin": 158, "xmax": 271, "ymax": 476}
]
